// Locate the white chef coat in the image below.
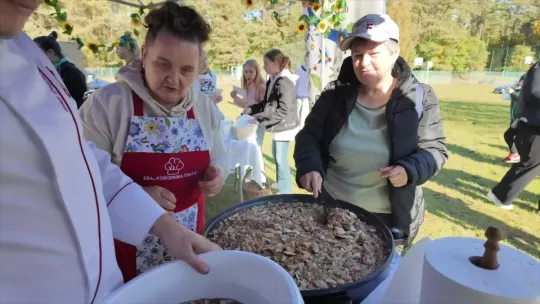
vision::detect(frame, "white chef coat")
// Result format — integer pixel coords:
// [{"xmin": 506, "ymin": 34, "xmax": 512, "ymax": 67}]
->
[{"xmin": 0, "ymin": 33, "xmax": 166, "ymax": 303}]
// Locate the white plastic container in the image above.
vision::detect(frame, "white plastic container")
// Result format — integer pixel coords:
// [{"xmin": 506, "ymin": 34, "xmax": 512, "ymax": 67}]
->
[
  {"xmin": 102, "ymin": 250, "xmax": 304, "ymax": 304},
  {"xmin": 233, "ymin": 115, "xmax": 257, "ymax": 141}
]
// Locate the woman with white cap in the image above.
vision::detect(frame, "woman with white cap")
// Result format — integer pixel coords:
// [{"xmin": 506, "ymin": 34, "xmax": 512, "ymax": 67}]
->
[{"xmin": 295, "ymin": 14, "xmax": 448, "ymax": 247}]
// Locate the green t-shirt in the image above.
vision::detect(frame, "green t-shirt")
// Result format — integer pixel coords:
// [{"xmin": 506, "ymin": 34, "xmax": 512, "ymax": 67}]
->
[{"xmin": 324, "ymin": 102, "xmax": 391, "ymax": 214}]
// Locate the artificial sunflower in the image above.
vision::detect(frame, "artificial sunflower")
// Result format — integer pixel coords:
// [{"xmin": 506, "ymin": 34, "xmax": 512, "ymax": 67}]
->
[
  {"xmin": 131, "ymin": 18, "xmax": 141, "ymax": 27},
  {"xmin": 296, "ymin": 21, "xmax": 307, "ymax": 34},
  {"xmin": 311, "ymin": 3, "xmax": 322, "ymax": 13},
  {"xmin": 243, "ymin": 0, "xmax": 254, "ymax": 8},
  {"xmin": 61, "ymin": 21, "xmax": 73, "ymax": 35},
  {"xmin": 86, "ymin": 41, "xmax": 100, "ymax": 54},
  {"xmin": 317, "ymin": 20, "xmax": 328, "ymax": 32}
]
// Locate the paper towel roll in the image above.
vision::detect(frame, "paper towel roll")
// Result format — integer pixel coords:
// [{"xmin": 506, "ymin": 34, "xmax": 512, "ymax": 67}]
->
[{"xmin": 419, "ymin": 237, "xmax": 540, "ymax": 304}]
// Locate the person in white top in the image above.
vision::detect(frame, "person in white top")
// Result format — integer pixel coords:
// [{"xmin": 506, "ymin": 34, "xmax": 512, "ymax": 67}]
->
[
  {"xmin": 0, "ymin": 1, "xmax": 220, "ymax": 303},
  {"xmin": 231, "ymin": 59, "xmax": 267, "ymax": 147}
]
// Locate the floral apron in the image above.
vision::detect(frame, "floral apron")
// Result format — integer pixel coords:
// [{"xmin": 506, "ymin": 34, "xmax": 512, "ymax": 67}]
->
[{"xmin": 114, "ymin": 91, "xmax": 210, "ymax": 282}]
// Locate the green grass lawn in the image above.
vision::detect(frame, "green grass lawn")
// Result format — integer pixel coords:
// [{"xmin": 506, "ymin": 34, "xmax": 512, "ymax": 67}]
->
[{"xmin": 206, "ymin": 82, "xmax": 540, "ymax": 259}]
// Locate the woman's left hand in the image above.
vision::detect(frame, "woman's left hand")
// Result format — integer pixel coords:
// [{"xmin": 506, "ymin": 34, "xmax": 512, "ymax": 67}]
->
[
  {"xmin": 248, "ymin": 119, "xmax": 259, "ymax": 125},
  {"xmin": 198, "ymin": 165, "xmax": 225, "ymax": 197},
  {"xmin": 379, "ymin": 166, "xmax": 408, "ymax": 188}
]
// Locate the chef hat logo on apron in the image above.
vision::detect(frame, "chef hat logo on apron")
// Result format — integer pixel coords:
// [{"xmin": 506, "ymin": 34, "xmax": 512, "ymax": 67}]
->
[{"xmin": 165, "ymin": 157, "xmax": 184, "ymax": 176}]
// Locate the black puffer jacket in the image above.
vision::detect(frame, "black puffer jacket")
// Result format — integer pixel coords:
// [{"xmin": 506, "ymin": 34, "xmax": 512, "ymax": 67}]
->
[
  {"xmin": 294, "ymin": 57, "xmax": 448, "ymax": 244},
  {"xmin": 58, "ymin": 61, "xmax": 88, "ymax": 109},
  {"xmin": 249, "ymin": 76, "xmax": 299, "ymax": 132},
  {"xmin": 516, "ymin": 60, "xmax": 540, "ymax": 127}
]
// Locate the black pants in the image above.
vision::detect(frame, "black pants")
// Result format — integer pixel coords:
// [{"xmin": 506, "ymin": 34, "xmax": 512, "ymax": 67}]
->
[
  {"xmin": 493, "ymin": 123, "xmax": 540, "ymax": 206},
  {"xmin": 504, "ymin": 126, "xmax": 518, "ymax": 153}
]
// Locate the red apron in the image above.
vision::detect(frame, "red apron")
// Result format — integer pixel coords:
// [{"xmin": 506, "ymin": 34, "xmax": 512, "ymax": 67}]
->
[{"xmin": 114, "ymin": 91, "xmax": 210, "ymax": 282}]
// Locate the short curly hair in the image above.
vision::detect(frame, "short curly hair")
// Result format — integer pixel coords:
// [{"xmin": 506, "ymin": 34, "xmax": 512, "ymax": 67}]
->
[{"xmin": 144, "ymin": 2, "xmax": 211, "ymax": 47}]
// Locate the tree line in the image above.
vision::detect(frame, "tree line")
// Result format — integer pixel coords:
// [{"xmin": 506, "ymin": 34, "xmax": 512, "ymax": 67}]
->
[{"xmin": 23, "ymin": 0, "xmax": 540, "ymax": 72}]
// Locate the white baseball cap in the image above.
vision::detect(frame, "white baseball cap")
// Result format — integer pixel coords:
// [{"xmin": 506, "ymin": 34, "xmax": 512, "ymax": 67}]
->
[{"xmin": 340, "ymin": 14, "xmax": 400, "ymax": 51}]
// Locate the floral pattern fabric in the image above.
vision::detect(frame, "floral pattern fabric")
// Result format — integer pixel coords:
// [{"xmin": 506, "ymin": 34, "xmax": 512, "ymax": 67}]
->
[
  {"xmin": 136, "ymin": 204, "xmax": 198, "ymax": 274},
  {"xmin": 125, "ymin": 116, "xmax": 208, "ymax": 153}
]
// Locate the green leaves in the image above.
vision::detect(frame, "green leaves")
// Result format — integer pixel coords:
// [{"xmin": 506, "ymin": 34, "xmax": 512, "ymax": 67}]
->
[
  {"xmin": 277, "ymin": 28, "xmax": 285, "ymax": 40},
  {"xmin": 308, "ymin": 15, "xmax": 320, "ymax": 25},
  {"xmin": 71, "ymin": 36, "xmax": 84, "ymax": 50},
  {"xmin": 323, "ymin": 28, "xmax": 331, "ymax": 38},
  {"xmin": 310, "ymin": 73, "xmax": 322, "ymax": 92},
  {"xmin": 346, "ymin": 22, "xmax": 354, "ymax": 33}
]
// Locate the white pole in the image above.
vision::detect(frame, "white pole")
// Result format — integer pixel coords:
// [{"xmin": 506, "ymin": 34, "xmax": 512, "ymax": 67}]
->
[{"xmin": 321, "ymin": 33, "xmax": 326, "ymax": 88}]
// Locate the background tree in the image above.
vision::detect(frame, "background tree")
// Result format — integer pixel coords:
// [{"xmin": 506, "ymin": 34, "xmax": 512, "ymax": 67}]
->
[
  {"xmin": 387, "ymin": 0, "xmax": 416, "ymax": 63},
  {"xmin": 22, "ymin": 0, "xmax": 540, "ymax": 71},
  {"xmin": 508, "ymin": 45, "xmax": 535, "ymax": 71}
]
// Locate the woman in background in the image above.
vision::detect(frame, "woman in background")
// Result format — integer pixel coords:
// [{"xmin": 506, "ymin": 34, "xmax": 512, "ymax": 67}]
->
[
  {"xmin": 34, "ymin": 32, "xmax": 88, "ymax": 108},
  {"xmin": 196, "ymin": 49, "xmax": 224, "ymax": 119},
  {"xmin": 116, "ymin": 32, "xmax": 140, "ymax": 66},
  {"xmin": 198, "ymin": 50, "xmax": 222, "ymax": 102},
  {"xmin": 244, "ymin": 49, "xmax": 299, "ymax": 194},
  {"xmin": 231, "ymin": 59, "xmax": 267, "ymax": 147}
]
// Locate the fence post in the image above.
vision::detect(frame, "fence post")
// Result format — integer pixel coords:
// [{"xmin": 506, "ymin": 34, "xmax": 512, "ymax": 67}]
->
[{"xmin": 503, "ymin": 46, "xmax": 510, "ymax": 71}]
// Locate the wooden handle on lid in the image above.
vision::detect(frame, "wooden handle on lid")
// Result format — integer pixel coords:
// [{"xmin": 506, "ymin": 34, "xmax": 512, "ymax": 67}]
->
[{"xmin": 469, "ymin": 226, "xmax": 504, "ymax": 270}]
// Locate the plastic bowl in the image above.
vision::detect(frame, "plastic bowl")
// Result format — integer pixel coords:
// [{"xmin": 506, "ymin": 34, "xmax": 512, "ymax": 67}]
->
[{"xmin": 102, "ymin": 250, "xmax": 304, "ymax": 304}]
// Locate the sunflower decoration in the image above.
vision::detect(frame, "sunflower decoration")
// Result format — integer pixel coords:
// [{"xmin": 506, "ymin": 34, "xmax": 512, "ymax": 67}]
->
[
  {"xmin": 61, "ymin": 22, "xmax": 74, "ymax": 35},
  {"xmin": 311, "ymin": 2, "xmax": 322, "ymax": 13},
  {"xmin": 317, "ymin": 20, "xmax": 328, "ymax": 32},
  {"xmin": 242, "ymin": 0, "xmax": 254, "ymax": 8},
  {"xmin": 86, "ymin": 41, "xmax": 100, "ymax": 54},
  {"xmin": 296, "ymin": 21, "xmax": 308, "ymax": 34}
]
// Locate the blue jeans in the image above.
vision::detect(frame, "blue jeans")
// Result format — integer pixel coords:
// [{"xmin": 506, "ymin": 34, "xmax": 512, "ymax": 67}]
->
[
  {"xmin": 256, "ymin": 125, "xmax": 265, "ymax": 148},
  {"xmin": 272, "ymin": 140, "xmax": 292, "ymax": 194}
]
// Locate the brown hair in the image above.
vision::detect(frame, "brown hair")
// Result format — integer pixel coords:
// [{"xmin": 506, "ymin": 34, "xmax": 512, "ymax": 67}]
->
[
  {"xmin": 264, "ymin": 49, "xmax": 290, "ymax": 72},
  {"xmin": 144, "ymin": 2, "xmax": 211, "ymax": 47}
]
